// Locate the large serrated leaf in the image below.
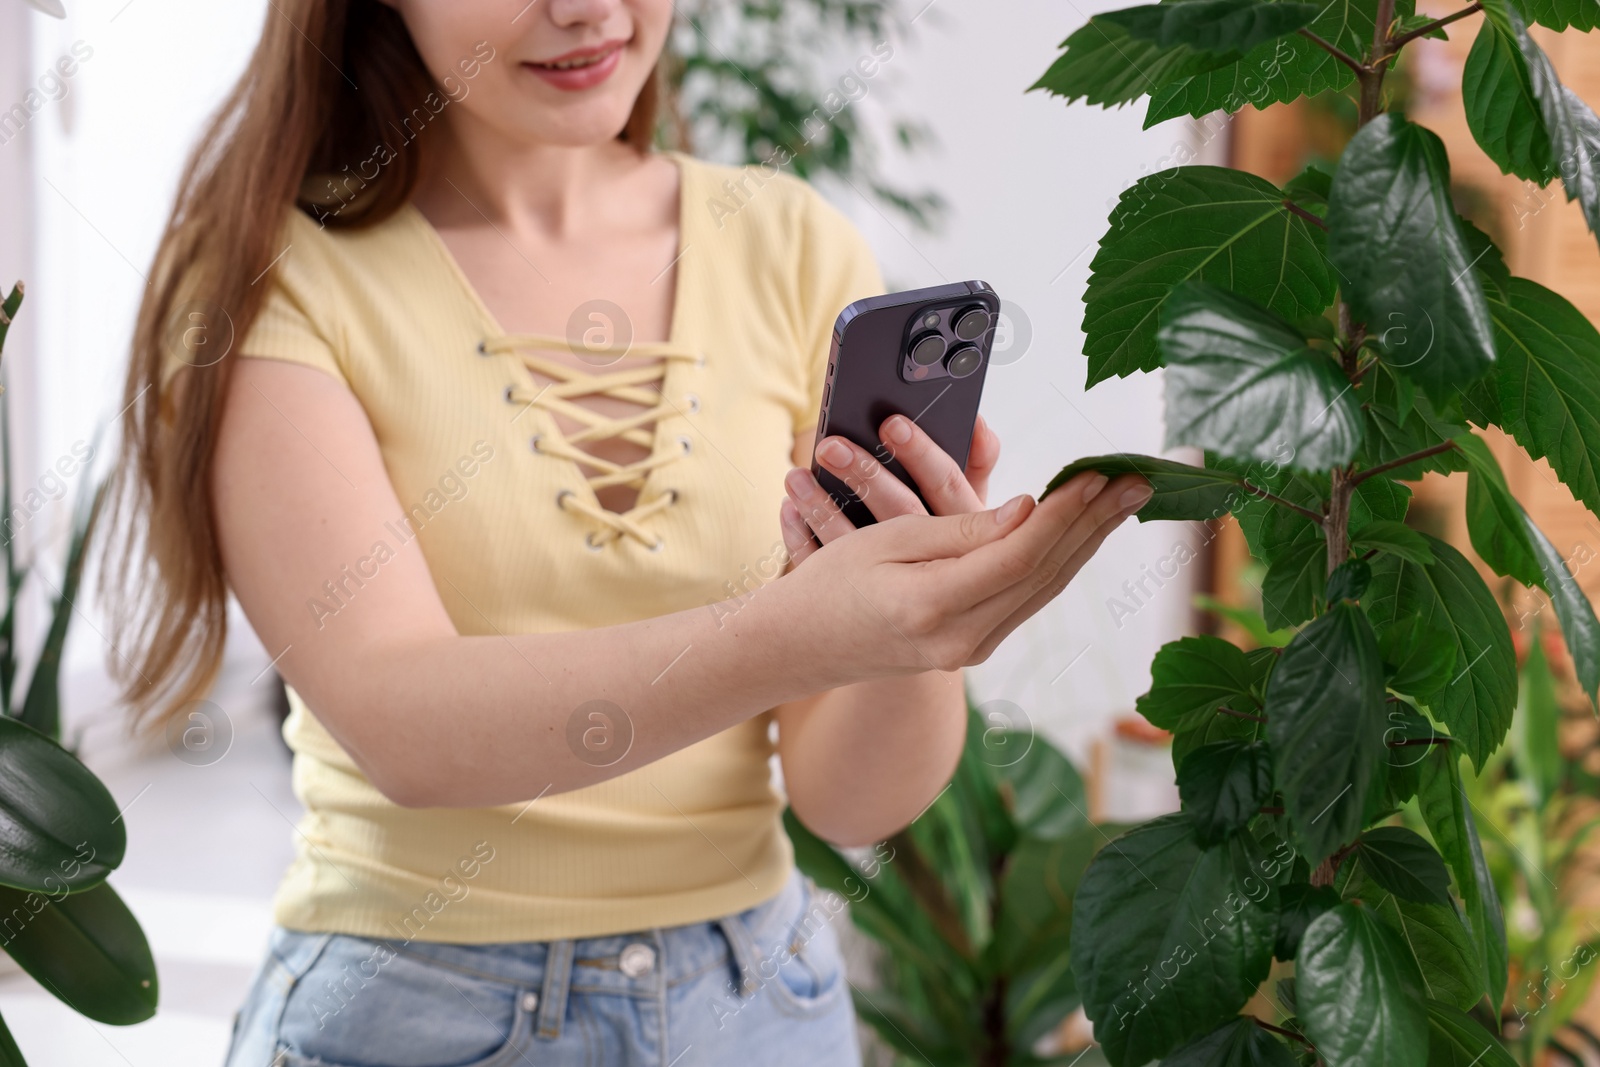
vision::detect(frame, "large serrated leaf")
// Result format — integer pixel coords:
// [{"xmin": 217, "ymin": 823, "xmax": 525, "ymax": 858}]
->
[
  {"xmin": 1516, "ymin": 0, "xmax": 1600, "ymax": 29},
  {"xmin": 1424, "ymin": 999, "xmax": 1518, "ymax": 1066},
  {"xmin": 1364, "ymin": 536, "xmax": 1516, "ymax": 772},
  {"xmin": 1337, "ymin": 864, "xmax": 1489, "ymax": 1012},
  {"xmin": 1297, "ymin": 904, "xmax": 1429, "ymax": 1067},
  {"xmin": 1031, "ymin": 0, "xmax": 1318, "ymax": 110},
  {"xmin": 1329, "ymin": 115, "xmax": 1497, "ymax": 400},
  {"xmin": 1158, "ymin": 1016, "xmax": 1298, "ymax": 1065},
  {"xmin": 1145, "ymin": 0, "xmax": 1415, "ymax": 126},
  {"xmin": 1158, "ymin": 282, "xmax": 1362, "ymax": 469},
  {"xmin": 1266, "ymin": 603, "xmax": 1387, "ymax": 865},
  {"xmin": 1044, "ymin": 454, "xmax": 1244, "ymax": 522},
  {"xmin": 1083, "ymin": 167, "xmax": 1337, "ymax": 384},
  {"xmin": 1071, "ymin": 813, "xmax": 1278, "ymax": 1065},
  {"xmin": 1138, "ymin": 635, "xmax": 1262, "ymax": 732},
  {"xmin": 1176, "ymin": 740, "xmax": 1275, "ymax": 845}
]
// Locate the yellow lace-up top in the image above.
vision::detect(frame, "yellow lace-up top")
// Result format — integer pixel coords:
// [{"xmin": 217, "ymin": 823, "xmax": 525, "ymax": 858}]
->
[{"xmin": 191, "ymin": 152, "xmax": 885, "ymax": 941}]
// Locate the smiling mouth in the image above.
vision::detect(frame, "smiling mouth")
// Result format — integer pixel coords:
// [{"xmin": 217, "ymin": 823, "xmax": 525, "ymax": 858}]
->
[{"xmin": 530, "ymin": 43, "xmax": 622, "ymax": 71}]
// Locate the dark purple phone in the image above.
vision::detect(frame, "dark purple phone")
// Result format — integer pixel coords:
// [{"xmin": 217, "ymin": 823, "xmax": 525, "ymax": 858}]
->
[{"xmin": 810, "ymin": 281, "xmax": 999, "ymax": 527}]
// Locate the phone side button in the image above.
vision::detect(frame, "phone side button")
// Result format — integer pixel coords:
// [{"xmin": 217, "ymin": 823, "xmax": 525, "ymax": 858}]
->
[{"xmin": 821, "ymin": 384, "xmax": 830, "ymax": 410}]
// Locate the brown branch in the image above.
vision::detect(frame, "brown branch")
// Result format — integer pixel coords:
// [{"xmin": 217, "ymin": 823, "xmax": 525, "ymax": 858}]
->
[
  {"xmin": 1296, "ymin": 28, "xmax": 1365, "ymax": 75},
  {"xmin": 1386, "ymin": 1, "xmax": 1483, "ymax": 53},
  {"xmin": 1258, "ymin": 806, "xmax": 1286, "ymax": 815},
  {"xmin": 1253, "ymin": 1017, "xmax": 1318, "ymax": 1050},
  {"xmin": 1241, "ymin": 480, "xmax": 1324, "ymax": 522},
  {"xmin": 1217, "ymin": 706, "xmax": 1268, "ymax": 723},
  {"xmin": 1349, "ymin": 439, "xmax": 1459, "ymax": 484},
  {"xmin": 1282, "ymin": 198, "xmax": 1329, "ymax": 230}
]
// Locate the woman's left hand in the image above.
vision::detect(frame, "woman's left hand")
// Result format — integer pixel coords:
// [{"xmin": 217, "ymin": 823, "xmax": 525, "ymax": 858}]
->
[{"xmin": 779, "ymin": 412, "xmax": 1002, "ymax": 568}]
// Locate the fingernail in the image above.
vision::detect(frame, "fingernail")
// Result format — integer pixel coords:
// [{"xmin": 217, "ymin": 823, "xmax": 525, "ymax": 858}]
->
[
  {"xmin": 1121, "ymin": 484, "xmax": 1154, "ymax": 509},
  {"xmin": 817, "ymin": 438, "xmax": 852, "ymax": 467},
  {"xmin": 785, "ymin": 468, "xmax": 816, "ymax": 497},
  {"xmin": 1081, "ymin": 473, "xmax": 1109, "ymax": 503},
  {"xmin": 885, "ymin": 416, "xmax": 913, "ymax": 446},
  {"xmin": 996, "ymin": 494, "xmax": 1030, "ymax": 524}
]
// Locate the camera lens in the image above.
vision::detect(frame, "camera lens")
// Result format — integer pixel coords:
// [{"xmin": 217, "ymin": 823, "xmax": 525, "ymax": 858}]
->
[
  {"xmin": 953, "ymin": 306, "xmax": 991, "ymax": 341},
  {"xmin": 909, "ymin": 332, "xmax": 946, "ymax": 367},
  {"xmin": 946, "ymin": 344, "xmax": 982, "ymax": 378},
  {"xmin": 922, "ymin": 311, "xmax": 941, "ymax": 330}
]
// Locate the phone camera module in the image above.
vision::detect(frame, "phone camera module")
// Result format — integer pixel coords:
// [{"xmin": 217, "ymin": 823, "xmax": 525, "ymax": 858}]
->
[
  {"xmin": 953, "ymin": 306, "xmax": 991, "ymax": 341},
  {"xmin": 945, "ymin": 344, "xmax": 983, "ymax": 379},
  {"xmin": 909, "ymin": 332, "xmax": 947, "ymax": 367}
]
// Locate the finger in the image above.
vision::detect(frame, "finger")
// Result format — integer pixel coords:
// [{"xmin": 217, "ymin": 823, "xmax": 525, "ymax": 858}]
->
[
  {"xmin": 923, "ymin": 469, "xmax": 1117, "ymax": 607},
  {"xmin": 963, "ymin": 414, "xmax": 1001, "ymax": 505},
  {"xmin": 867, "ymin": 490, "xmax": 1038, "ymax": 564},
  {"xmin": 779, "ymin": 498, "xmax": 819, "ymax": 569},
  {"xmin": 878, "ymin": 414, "xmax": 985, "ymax": 517},
  {"xmin": 970, "ymin": 496, "xmax": 1146, "ymax": 661},
  {"xmin": 784, "ymin": 467, "xmax": 856, "ymax": 544},
  {"xmin": 813, "ymin": 434, "xmax": 927, "ymax": 522}
]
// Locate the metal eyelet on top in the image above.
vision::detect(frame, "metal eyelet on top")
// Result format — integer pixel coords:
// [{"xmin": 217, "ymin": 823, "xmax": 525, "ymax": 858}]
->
[
  {"xmin": 556, "ymin": 489, "xmax": 574, "ymax": 510},
  {"xmin": 648, "ymin": 536, "xmax": 664, "ymax": 552},
  {"xmin": 504, "ymin": 385, "xmax": 516, "ymax": 403},
  {"xmin": 677, "ymin": 434, "xmax": 693, "ymax": 455},
  {"xmin": 695, "ymin": 353, "xmax": 708, "ymax": 369},
  {"xmin": 476, "ymin": 340, "xmax": 488, "ymax": 356},
  {"xmin": 662, "ymin": 488, "xmax": 679, "ymax": 505},
  {"xmin": 530, "ymin": 434, "xmax": 543, "ymax": 454},
  {"xmin": 684, "ymin": 393, "xmax": 701, "ymax": 414},
  {"xmin": 584, "ymin": 531, "xmax": 606, "ymax": 551}
]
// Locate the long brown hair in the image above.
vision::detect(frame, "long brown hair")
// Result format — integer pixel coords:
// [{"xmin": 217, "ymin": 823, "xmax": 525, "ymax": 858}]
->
[{"xmin": 102, "ymin": 0, "xmax": 660, "ymax": 731}]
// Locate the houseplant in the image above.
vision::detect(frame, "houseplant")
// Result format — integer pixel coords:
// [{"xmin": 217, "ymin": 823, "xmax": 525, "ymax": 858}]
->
[
  {"xmin": 1031, "ymin": 0, "xmax": 1600, "ymax": 1061},
  {"xmin": 787, "ymin": 703, "xmax": 1118, "ymax": 1066},
  {"xmin": 0, "ymin": 282, "xmax": 156, "ymax": 1064}
]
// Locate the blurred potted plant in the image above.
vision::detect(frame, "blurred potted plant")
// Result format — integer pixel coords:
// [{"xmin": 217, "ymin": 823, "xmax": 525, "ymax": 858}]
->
[
  {"xmin": 787, "ymin": 703, "xmax": 1116, "ymax": 1066},
  {"xmin": 0, "ymin": 282, "xmax": 155, "ymax": 1064}
]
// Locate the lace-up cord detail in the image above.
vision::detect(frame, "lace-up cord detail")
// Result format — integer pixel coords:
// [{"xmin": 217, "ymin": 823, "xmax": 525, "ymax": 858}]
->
[{"xmin": 484, "ymin": 334, "xmax": 700, "ymax": 548}]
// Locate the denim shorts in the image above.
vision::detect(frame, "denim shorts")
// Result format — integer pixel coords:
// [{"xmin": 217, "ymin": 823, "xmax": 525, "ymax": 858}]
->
[{"xmin": 222, "ymin": 868, "xmax": 860, "ymax": 1067}]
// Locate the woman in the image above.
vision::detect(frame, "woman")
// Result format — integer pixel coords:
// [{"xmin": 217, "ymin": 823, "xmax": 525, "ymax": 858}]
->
[{"xmin": 104, "ymin": 1, "xmax": 1150, "ymax": 1063}]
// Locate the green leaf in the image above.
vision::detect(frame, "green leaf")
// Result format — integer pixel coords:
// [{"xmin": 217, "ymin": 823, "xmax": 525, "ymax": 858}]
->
[
  {"xmin": 1275, "ymin": 882, "xmax": 1340, "ymax": 960},
  {"xmin": 1082, "ymin": 167, "xmax": 1338, "ymax": 384},
  {"xmin": 1513, "ymin": 631, "xmax": 1564, "ymax": 805},
  {"xmin": 1177, "ymin": 740, "xmax": 1274, "ymax": 845},
  {"xmin": 1044, "ymin": 454, "xmax": 1244, "ymax": 522},
  {"xmin": 1283, "ymin": 163, "xmax": 1333, "ymax": 212},
  {"xmin": 1364, "ymin": 536, "xmax": 1517, "ymax": 772},
  {"xmin": 0, "ymin": 1012, "xmax": 22, "ymax": 1067},
  {"xmin": 1392, "ymin": 12, "xmax": 1452, "ymax": 38},
  {"xmin": 0, "ymin": 880, "xmax": 157, "ymax": 1024},
  {"xmin": 1260, "ymin": 540, "xmax": 1324, "ymax": 631},
  {"xmin": 1071, "ymin": 813, "xmax": 1278, "ymax": 1066},
  {"xmin": 1138, "ymin": 635, "xmax": 1261, "ymax": 732},
  {"xmin": 1350, "ymin": 520, "xmax": 1434, "ymax": 566},
  {"xmin": 1339, "ymin": 862, "xmax": 1489, "ymax": 1011},
  {"xmin": 1352, "ymin": 826, "xmax": 1453, "ymax": 906},
  {"xmin": 1158, "ymin": 1016, "xmax": 1297, "ymax": 1065},
  {"xmin": 1158, "ymin": 282, "xmax": 1362, "ymax": 469},
  {"xmin": 1463, "ymin": 0, "xmax": 1600, "ymax": 249},
  {"xmin": 1266, "ymin": 603, "xmax": 1387, "ymax": 865},
  {"xmin": 1455, "ymin": 431, "xmax": 1600, "ymax": 710},
  {"xmin": 1145, "ymin": 0, "xmax": 1416, "ymax": 126},
  {"xmin": 1493, "ymin": 276, "xmax": 1600, "ymax": 517},
  {"xmin": 995, "ymin": 731, "xmax": 1091, "ymax": 841},
  {"xmin": 1516, "ymin": 0, "xmax": 1600, "ymax": 30},
  {"xmin": 18, "ymin": 477, "xmax": 104, "ymax": 739},
  {"xmin": 1357, "ymin": 363, "xmax": 1471, "ymax": 480},
  {"xmin": 1328, "ymin": 114, "xmax": 1496, "ymax": 400},
  {"xmin": 1424, "ymin": 999, "xmax": 1518, "ymax": 1066},
  {"xmin": 1031, "ymin": 0, "xmax": 1319, "ymax": 110},
  {"xmin": 1297, "ymin": 904, "xmax": 1429, "ymax": 1067},
  {"xmin": 1378, "ymin": 613, "xmax": 1458, "ymax": 698},
  {"xmin": 0, "ymin": 716, "xmax": 124, "ymax": 893},
  {"xmin": 1326, "ymin": 559, "xmax": 1371, "ymax": 603},
  {"xmin": 1417, "ymin": 750, "xmax": 1509, "ymax": 1012}
]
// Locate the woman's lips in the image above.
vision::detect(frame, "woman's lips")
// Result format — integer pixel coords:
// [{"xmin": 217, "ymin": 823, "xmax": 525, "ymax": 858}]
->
[{"xmin": 522, "ymin": 41, "xmax": 624, "ymax": 91}]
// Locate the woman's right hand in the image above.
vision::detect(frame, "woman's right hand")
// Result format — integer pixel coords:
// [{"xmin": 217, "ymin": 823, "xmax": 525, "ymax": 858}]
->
[{"xmin": 779, "ymin": 469, "xmax": 1153, "ymax": 681}]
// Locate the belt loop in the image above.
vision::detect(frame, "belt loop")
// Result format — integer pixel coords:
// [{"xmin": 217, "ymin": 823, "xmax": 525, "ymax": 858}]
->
[
  {"xmin": 715, "ymin": 910, "xmax": 763, "ymax": 998},
  {"xmin": 537, "ymin": 939, "xmax": 575, "ymax": 1039}
]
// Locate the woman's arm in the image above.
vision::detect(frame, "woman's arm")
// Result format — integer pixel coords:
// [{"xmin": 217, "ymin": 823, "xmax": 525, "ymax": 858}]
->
[{"xmin": 213, "ymin": 358, "xmax": 1145, "ymax": 810}]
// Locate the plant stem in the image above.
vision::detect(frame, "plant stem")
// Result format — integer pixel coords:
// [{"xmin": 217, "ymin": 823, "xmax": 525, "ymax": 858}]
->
[
  {"xmin": 1296, "ymin": 28, "xmax": 1365, "ymax": 75},
  {"xmin": 886, "ymin": 830, "xmax": 973, "ymax": 958},
  {"xmin": 1349, "ymin": 440, "xmax": 1459, "ymax": 484},
  {"xmin": 1282, "ymin": 198, "xmax": 1330, "ymax": 230},
  {"xmin": 1218, "ymin": 706, "xmax": 1268, "ymax": 723},
  {"xmin": 0, "ymin": 282, "xmax": 22, "ymax": 371},
  {"xmin": 1385, "ymin": 1, "xmax": 1483, "ymax": 53},
  {"xmin": 1241, "ymin": 481, "xmax": 1324, "ymax": 523},
  {"xmin": 1253, "ymin": 1017, "xmax": 1318, "ymax": 1050},
  {"xmin": 1324, "ymin": 468, "xmax": 1352, "ymax": 578}
]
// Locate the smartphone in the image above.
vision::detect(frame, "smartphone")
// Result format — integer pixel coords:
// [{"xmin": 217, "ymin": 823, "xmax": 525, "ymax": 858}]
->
[{"xmin": 810, "ymin": 281, "xmax": 999, "ymax": 527}]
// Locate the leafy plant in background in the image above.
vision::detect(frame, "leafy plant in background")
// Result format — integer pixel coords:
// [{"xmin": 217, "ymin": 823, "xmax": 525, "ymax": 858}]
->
[
  {"xmin": 0, "ymin": 283, "xmax": 155, "ymax": 1064},
  {"xmin": 788, "ymin": 704, "xmax": 1119, "ymax": 1066},
  {"xmin": 1445, "ymin": 628, "xmax": 1600, "ymax": 1063},
  {"xmin": 661, "ymin": 0, "xmax": 943, "ymax": 227},
  {"xmin": 1030, "ymin": 0, "xmax": 1600, "ymax": 1060}
]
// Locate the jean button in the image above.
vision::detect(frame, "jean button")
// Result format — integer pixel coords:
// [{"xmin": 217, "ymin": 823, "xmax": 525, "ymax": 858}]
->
[
  {"xmin": 619, "ymin": 942, "xmax": 656, "ymax": 978},
  {"xmin": 520, "ymin": 991, "xmax": 539, "ymax": 1013}
]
